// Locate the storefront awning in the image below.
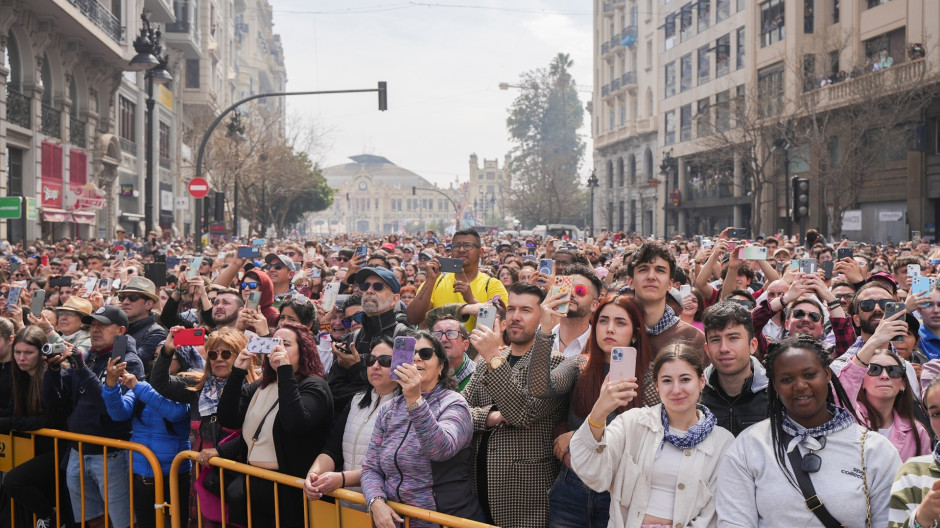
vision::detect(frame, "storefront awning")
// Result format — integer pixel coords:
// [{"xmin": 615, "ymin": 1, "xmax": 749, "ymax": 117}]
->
[
  {"xmin": 71, "ymin": 212, "xmax": 97, "ymax": 224},
  {"xmin": 41, "ymin": 209, "xmax": 71, "ymax": 223}
]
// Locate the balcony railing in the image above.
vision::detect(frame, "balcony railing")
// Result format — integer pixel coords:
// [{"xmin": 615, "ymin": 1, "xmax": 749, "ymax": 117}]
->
[
  {"xmin": 601, "ymin": 84, "xmax": 610, "ymax": 97},
  {"xmin": 120, "ymin": 137, "xmax": 138, "ymax": 156},
  {"xmin": 70, "ymin": 118, "xmax": 87, "ymax": 148},
  {"xmin": 67, "ymin": 0, "xmax": 123, "ymax": 43},
  {"xmin": 611, "ymin": 79, "xmax": 621, "ymax": 91},
  {"xmin": 41, "ymin": 104, "xmax": 62, "ymax": 138},
  {"xmin": 159, "ymin": 157, "xmax": 171, "ymax": 169},
  {"xmin": 622, "ymin": 71, "xmax": 637, "ymax": 86},
  {"xmin": 602, "ymin": 42, "xmax": 610, "ymax": 54},
  {"xmin": 5, "ymin": 89, "xmax": 30, "ymax": 128},
  {"xmin": 603, "ymin": 1, "xmax": 613, "ymax": 13}
]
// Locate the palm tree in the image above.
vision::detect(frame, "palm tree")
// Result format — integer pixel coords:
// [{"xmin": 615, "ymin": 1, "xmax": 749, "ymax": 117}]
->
[{"xmin": 549, "ymin": 52, "xmax": 573, "ymax": 91}]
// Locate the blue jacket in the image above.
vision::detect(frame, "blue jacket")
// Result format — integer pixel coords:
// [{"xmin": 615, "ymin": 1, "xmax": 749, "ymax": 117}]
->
[
  {"xmin": 919, "ymin": 325, "xmax": 940, "ymax": 360},
  {"xmin": 102, "ymin": 381, "xmax": 191, "ymax": 476}
]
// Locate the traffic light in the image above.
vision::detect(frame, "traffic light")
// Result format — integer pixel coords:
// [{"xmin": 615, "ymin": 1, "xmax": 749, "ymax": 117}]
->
[
  {"xmin": 792, "ymin": 177, "xmax": 810, "ymax": 221},
  {"xmin": 378, "ymin": 82, "xmax": 387, "ymax": 111}
]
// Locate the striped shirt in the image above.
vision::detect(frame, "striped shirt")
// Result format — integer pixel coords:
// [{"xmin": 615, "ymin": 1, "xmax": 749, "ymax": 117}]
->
[{"xmin": 889, "ymin": 454, "xmax": 940, "ymax": 527}]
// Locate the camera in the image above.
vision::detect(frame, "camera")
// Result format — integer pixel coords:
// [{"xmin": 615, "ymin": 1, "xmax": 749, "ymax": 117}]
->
[{"xmin": 41, "ymin": 343, "xmax": 66, "ymax": 358}]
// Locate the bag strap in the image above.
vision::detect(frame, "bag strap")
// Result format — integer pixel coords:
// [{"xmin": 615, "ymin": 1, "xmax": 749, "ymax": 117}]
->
[
  {"xmin": 785, "ymin": 436, "xmax": 845, "ymax": 528},
  {"xmin": 251, "ymin": 399, "xmax": 280, "ymax": 443}
]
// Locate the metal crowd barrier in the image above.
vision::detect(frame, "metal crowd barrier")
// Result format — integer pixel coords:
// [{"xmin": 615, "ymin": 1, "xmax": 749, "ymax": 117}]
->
[{"xmin": 169, "ymin": 450, "xmax": 498, "ymax": 528}]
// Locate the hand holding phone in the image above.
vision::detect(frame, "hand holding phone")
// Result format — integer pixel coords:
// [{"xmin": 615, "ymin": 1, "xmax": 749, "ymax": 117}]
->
[
  {"xmin": 174, "ymin": 328, "xmax": 206, "ymax": 347},
  {"xmin": 609, "ymin": 347, "xmax": 637, "ymax": 382},
  {"xmin": 246, "ymin": 291, "xmax": 261, "ymax": 311},
  {"xmin": 247, "ymin": 336, "xmax": 281, "ymax": 354},
  {"xmin": 476, "ymin": 305, "xmax": 497, "ymax": 331},
  {"xmin": 550, "ymin": 276, "xmax": 572, "ymax": 315},
  {"xmin": 111, "ymin": 335, "xmax": 129, "ymax": 362},
  {"xmin": 389, "ymin": 336, "xmax": 417, "ymax": 381},
  {"xmin": 883, "ymin": 302, "xmax": 907, "ymax": 343}
]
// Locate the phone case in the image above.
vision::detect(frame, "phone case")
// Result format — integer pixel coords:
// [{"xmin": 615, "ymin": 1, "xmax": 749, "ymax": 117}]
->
[
  {"xmin": 389, "ymin": 337, "xmax": 417, "ymax": 381},
  {"xmin": 837, "ymin": 248, "xmax": 854, "ymax": 261},
  {"xmin": 884, "ymin": 302, "xmax": 906, "ymax": 342},
  {"xmin": 912, "ymin": 276, "xmax": 934, "ymax": 298},
  {"xmin": 823, "ymin": 260, "xmax": 834, "ymax": 279},
  {"xmin": 247, "ymin": 336, "xmax": 281, "ymax": 354},
  {"xmin": 789, "ymin": 259, "xmax": 800, "ymax": 270},
  {"xmin": 238, "ymin": 246, "xmax": 258, "ymax": 259},
  {"xmin": 188, "ymin": 257, "xmax": 203, "ymax": 279},
  {"xmin": 539, "ymin": 259, "xmax": 554, "ymax": 275},
  {"xmin": 111, "ymin": 335, "xmax": 129, "ymax": 362},
  {"xmin": 246, "ymin": 291, "xmax": 262, "ymax": 311},
  {"xmin": 800, "ymin": 259, "xmax": 818, "ymax": 274},
  {"xmin": 6, "ymin": 286, "xmax": 21, "ymax": 308},
  {"xmin": 550, "ymin": 276, "xmax": 573, "ymax": 315},
  {"xmin": 476, "ymin": 306, "xmax": 497, "ymax": 331},
  {"xmin": 30, "ymin": 291, "xmax": 45, "ymax": 315},
  {"xmin": 175, "ymin": 328, "xmax": 206, "ymax": 347},
  {"xmin": 908, "ymin": 265, "xmax": 921, "ymax": 277},
  {"xmin": 321, "ymin": 282, "xmax": 340, "ymax": 312},
  {"xmin": 609, "ymin": 347, "xmax": 637, "ymax": 382},
  {"xmin": 84, "ymin": 277, "xmax": 98, "ymax": 293},
  {"xmin": 439, "ymin": 258, "xmax": 463, "ymax": 273}
]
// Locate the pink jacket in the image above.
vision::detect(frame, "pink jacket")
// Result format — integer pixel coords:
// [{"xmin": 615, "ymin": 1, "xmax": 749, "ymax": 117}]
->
[{"xmin": 838, "ymin": 360, "xmax": 931, "ymax": 461}]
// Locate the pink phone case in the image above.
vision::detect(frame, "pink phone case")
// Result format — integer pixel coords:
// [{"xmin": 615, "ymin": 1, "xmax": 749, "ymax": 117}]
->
[
  {"xmin": 551, "ymin": 276, "xmax": 573, "ymax": 315},
  {"xmin": 609, "ymin": 347, "xmax": 637, "ymax": 381}
]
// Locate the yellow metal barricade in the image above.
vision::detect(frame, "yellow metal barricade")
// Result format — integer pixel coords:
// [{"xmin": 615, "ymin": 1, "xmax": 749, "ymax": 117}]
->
[
  {"xmin": 0, "ymin": 431, "xmax": 35, "ymax": 472},
  {"xmin": 169, "ymin": 450, "xmax": 498, "ymax": 528}
]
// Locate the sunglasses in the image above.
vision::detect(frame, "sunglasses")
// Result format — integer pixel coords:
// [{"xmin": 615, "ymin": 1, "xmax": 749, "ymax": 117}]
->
[
  {"xmin": 208, "ymin": 350, "xmax": 234, "ymax": 361},
  {"xmin": 834, "ymin": 293, "xmax": 855, "ymax": 302},
  {"xmin": 867, "ymin": 363, "xmax": 906, "ymax": 379},
  {"xmin": 418, "ymin": 255, "xmax": 431, "ymax": 261},
  {"xmin": 415, "ymin": 347, "xmax": 435, "ymax": 361},
  {"xmin": 573, "ymin": 284, "xmax": 589, "ymax": 297},
  {"xmin": 286, "ymin": 251, "xmax": 298, "ymax": 257},
  {"xmin": 240, "ymin": 281, "xmax": 259, "ymax": 290},
  {"xmin": 365, "ymin": 354, "xmax": 392, "ymax": 368},
  {"xmin": 334, "ymin": 256, "xmax": 350, "ymax": 263},
  {"xmin": 790, "ymin": 309, "xmax": 822, "ymax": 323},
  {"xmin": 857, "ymin": 299, "xmax": 892, "ymax": 312},
  {"xmin": 431, "ymin": 329, "xmax": 463, "ymax": 340},
  {"xmin": 118, "ymin": 293, "xmax": 145, "ymax": 303},
  {"xmin": 341, "ymin": 312, "xmax": 366, "ymax": 328},
  {"xmin": 359, "ymin": 282, "xmax": 387, "ymax": 292},
  {"xmin": 268, "ymin": 264, "xmax": 287, "ymax": 271}
]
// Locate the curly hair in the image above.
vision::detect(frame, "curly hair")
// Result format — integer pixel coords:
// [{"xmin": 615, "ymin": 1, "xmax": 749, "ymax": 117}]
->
[{"xmin": 260, "ymin": 323, "xmax": 324, "ymax": 388}]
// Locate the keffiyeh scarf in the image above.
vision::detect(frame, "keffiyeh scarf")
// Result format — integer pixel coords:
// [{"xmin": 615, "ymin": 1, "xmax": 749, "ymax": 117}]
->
[
  {"xmin": 647, "ymin": 305, "xmax": 680, "ymax": 336},
  {"xmin": 198, "ymin": 375, "xmax": 228, "ymax": 417},
  {"xmin": 661, "ymin": 404, "xmax": 717, "ymax": 449},
  {"xmin": 781, "ymin": 403, "xmax": 854, "ymax": 452}
]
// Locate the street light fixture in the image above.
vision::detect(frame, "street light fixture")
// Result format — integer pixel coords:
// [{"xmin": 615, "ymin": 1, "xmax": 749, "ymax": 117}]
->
[
  {"xmin": 587, "ymin": 169, "xmax": 599, "ymax": 237},
  {"xmin": 227, "ymin": 110, "xmax": 247, "ymax": 237}
]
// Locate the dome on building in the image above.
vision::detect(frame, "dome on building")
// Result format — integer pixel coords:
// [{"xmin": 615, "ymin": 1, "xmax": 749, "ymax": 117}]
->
[{"xmin": 322, "ymin": 155, "xmax": 434, "ymax": 190}]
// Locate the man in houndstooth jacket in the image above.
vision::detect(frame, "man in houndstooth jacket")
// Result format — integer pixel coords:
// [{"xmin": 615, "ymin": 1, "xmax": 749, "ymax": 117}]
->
[{"xmin": 464, "ymin": 282, "xmax": 567, "ymax": 528}]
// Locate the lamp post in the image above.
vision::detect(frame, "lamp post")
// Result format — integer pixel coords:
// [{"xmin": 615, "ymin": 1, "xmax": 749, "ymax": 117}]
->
[
  {"xmin": 129, "ymin": 12, "xmax": 172, "ymax": 237},
  {"xmin": 587, "ymin": 169, "xmax": 599, "ymax": 237},
  {"xmin": 226, "ymin": 110, "xmax": 246, "ymax": 237}
]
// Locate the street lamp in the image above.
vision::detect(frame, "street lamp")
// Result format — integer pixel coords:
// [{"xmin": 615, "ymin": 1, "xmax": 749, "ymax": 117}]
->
[
  {"xmin": 129, "ymin": 12, "xmax": 172, "ymax": 237},
  {"xmin": 587, "ymin": 169, "xmax": 599, "ymax": 237},
  {"xmin": 226, "ymin": 110, "xmax": 246, "ymax": 237}
]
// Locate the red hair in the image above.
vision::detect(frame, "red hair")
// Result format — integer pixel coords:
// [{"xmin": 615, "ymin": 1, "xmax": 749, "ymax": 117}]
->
[
  {"xmin": 260, "ymin": 322, "xmax": 324, "ymax": 388},
  {"xmin": 572, "ymin": 295, "xmax": 652, "ymax": 418}
]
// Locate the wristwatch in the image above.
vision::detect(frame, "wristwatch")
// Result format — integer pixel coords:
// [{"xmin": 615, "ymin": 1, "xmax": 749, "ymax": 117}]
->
[
  {"xmin": 405, "ymin": 396, "xmax": 425, "ymax": 412},
  {"xmin": 367, "ymin": 496, "xmax": 386, "ymax": 514},
  {"xmin": 488, "ymin": 356, "xmax": 505, "ymax": 370}
]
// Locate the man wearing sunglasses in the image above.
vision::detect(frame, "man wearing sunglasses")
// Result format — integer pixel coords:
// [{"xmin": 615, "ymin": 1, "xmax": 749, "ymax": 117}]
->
[
  {"xmin": 264, "ymin": 253, "xmax": 297, "ymax": 309},
  {"xmin": 116, "ymin": 276, "xmax": 167, "ymax": 376},
  {"xmin": 541, "ymin": 265, "xmax": 604, "ymax": 358}
]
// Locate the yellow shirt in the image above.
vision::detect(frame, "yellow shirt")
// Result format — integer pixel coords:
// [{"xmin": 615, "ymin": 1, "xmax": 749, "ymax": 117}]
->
[{"xmin": 420, "ymin": 272, "xmax": 509, "ymax": 330}]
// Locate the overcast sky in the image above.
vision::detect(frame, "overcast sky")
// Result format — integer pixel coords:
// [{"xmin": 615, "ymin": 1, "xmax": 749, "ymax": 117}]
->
[{"xmin": 271, "ymin": 0, "xmax": 594, "ymax": 188}]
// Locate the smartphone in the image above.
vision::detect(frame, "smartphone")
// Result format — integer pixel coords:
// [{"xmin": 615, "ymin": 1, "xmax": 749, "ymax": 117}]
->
[
  {"xmin": 695, "ymin": 235, "xmax": 703, "ymax": 246},
  {"xmin": 837, "ymin": 248, "xmax": 854, "ymax": 261},
  {"xmin": 116, "ymin": 249, "xmax": 126, "ymax": 262},
  {"xmin": 83, "ymin": 277, "xmax": 98, "ymax": 296},
  {"xmin": 389, "ymin": 336, "xmax": 417, "ymax": 381},
  {"xmin": 9, "ymin": 261, "xmax": 20, "ymax": 274},
  {"xmin": 476, "ymin": 305, "xmax": 497, "ymax": 331},
  {"xmin": 884, "ymin": 302, "xmax": 907, "ymax": 342},
  {"xmin": 679, "ymin": 285, "xmax": 691, "ymax": 299},
  {"xmin": 355, "ymin": 245, "xmax": 368, "ymax": 259},
  {"xmin": 246, "ymin": 291, "xmax": 261, "ymax": 311},
  {"xmin": 550, "ymin": 276, "xmax": 572, "ymax": 315},
  {"xmin": 908, "ymin": 264, "xmax": 921, "ymax": 277},
  {"xmin": 247, "ymin": 336, "xmax": 281, "ymax": 354},
  {"xmin": 30, "ymin": 290, "xmax": 45, "ymax": 316},
  {"xmin": 822, "ymin": 260, "xmax": 834, "ymax": 280},
  {"xmin": 800, "ymin": 259, "xmax": 818, "ymax": 274},
  {"xmin": 111, "ymin": 335, "xmax": 129, "ymax": 362},
  {"xmin": 728, "ymin": 228, "xmax": 748, "ymax": 239},
  {"xmin": 321, "ymin": 282, "xmax": 340, "ymax": 312},
  {"xmin": 99, "ymin": 278, "xmax": 112, "ymax": 292},
  {"xmin": 68, "ymin": 263, "xmax": 78, "ymax": 273},
  {"xmin": 145, "ymin": 262, "xmax": 167, "ymax": 287},
  {"xmin": 41, "ymin": 255, "xmax": 49, "ymax": 267},
  {"xmin": 739, "ymin": 247, "xmax": 768, "ymax": 261},
  {"xmin": 237, "ymin": 246, "xmax": 260, "ymax": 259},
  {"xmin": 726, "ymin": 242, "xmax": 737, "ymax": 253},
  {"xmin": 912, "ymin": 276, "xmax": 935, "ymax": 299},
  {"xmin": 609, "ymin": 347, "xmax": 637, "ymax": 382},
  {"xmin": 174, "ymin": 328, "xmax": 206, "ymax": 347},
  {"xmin": 789, "ymin": 259, "xmax": 800, "ymax": 271},
  {"xmin": 678, "ymin": 254, "xmax": 689, "ymax": 267},
  {"xmin": 438, "ymin": 257, "xmax": 464, "ymax": 274},
  {"xmin": 252, "ymin": 239, "xmax": 265, "ymax": 246},
  {"xmin": 310, "ymin": 268, "xmax": 321, "ymax": 278},
  {"xmin": 539, "ymin": 259, "xmax": 554, "ymax": 275},
  {"xmin": 6, "ymin": 286, "xmax": 21, "ymax": 309},
  {"xmin": 188, "ymin": 257, "xmax": 203, "ymax": 279}
]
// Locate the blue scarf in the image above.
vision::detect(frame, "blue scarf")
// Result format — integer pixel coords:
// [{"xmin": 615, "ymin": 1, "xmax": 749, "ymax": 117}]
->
[
  {"xmin": 198, "ymin": 375, "xmax": 228, "ymax": 417},
  {"xmin": 660, "ymin": 404, "xmax": 717, "ymax": 449},
  {"xmin": 781, "ymin": 404, "xmax": 854, "ymax": 452}
]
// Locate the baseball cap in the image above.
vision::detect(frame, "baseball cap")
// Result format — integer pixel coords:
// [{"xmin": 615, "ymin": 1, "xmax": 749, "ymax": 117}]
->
[
  {"xmin": 81, "ymin": 305, "xmax": 129, "ymax": 328},
  {"xmin": 349, "ymin": 266, "xmax": 401, "ymax": 294}
]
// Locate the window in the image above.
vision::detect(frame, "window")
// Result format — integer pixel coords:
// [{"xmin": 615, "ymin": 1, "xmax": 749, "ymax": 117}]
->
[
  {"xmin": 803, "ymin": 53, "xmax": 816, "ymax": 91},
  {"xmin": 736, "ymin": 27, "xmax": 745, "ymax": 69},
  {"xmin": 698, "ymin": 0, "xmax": 711, "ymax": 31},
  {"xmin": 620, "ymin": 102, "xmax": 627, "ymax": 126},
  {"xmin": 609, "ymin": 107, "xmax": 615, "ymax": 130},
  {"xmin": 715, "ymin": 90, "xmax": 730, "ymax": 131},
  {"xmin": 829, "ymin": 50, "xmax": 840, "ymax": 77},
  {"xmin": 867, "ymin": 0, "xmax": 891, "ymax": 7},
  {"xmin": 716, "ymin": 34, "xmax": 731, "ymax": 77},
  {"xmin": 698, "ymin": 45, "xmax": 711, "ymax": 84},
  {"xmin": 159, "ymin": 122, "xmax": 170, "ymax": 159},
  {"xmin": 680, "ymin": 104, "xmax": 693, "ymax": 141},
  {"xmin": 832, "ymin": 0, "xmax": 839, "ymax": 23},
  {"xmin": 665, "ymin": 62, "xmax": 676, "ymax": 97},
  {"xmin": 118, "ymin": 96, "xmax": 135, "ymax": 143},
  {"xmin": 758, "ymin": 63, "xmax": 785, "ymax": 117},
  {"xmin": 697, "ymin": 97, "xmax": 711, "ymax": 136},
  {"xmin": 804, "ymin": 0, "xmax": 814, "ymax": 33},
  {"xmin": 680, "ymin": 4, "xmax": 694, "ymax": 42},
  {"xmin": 665, "ymin": 110, "xmax": 677, "ymax": 145},
  {"xmin": 717, "ymin": 0, "xmax": 731, "ymax": 21},
  {"xmin": 185, "ymin": 59, "xmax": 200, "ymax": 88},
  {"xmin": 760, "ymin": 0, "xmax": 785, "ymax": 47},
  {"xmin": 738, "ymin": 0, "xmax": 746, "ymax": 11},
  {"xmin": 680, "ymin": 54, "xmax": 693, "ymax": 92},
  {"xmin": 735, "ymin": 85, "xmax": 746, "ymax": 124},
  {"xmin": 665, "ymin": 13, "xmax": 677, "ymax": 50}
]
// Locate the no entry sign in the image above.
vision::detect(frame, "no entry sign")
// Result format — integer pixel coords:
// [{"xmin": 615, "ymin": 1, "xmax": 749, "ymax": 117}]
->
[{"xmin": 188, "ymin": 178, "xmax": 210, "ymax": 199}]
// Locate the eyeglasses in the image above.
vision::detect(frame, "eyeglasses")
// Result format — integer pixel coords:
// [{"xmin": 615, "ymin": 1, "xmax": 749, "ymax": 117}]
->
[
  {"xmin": 286, "ymin": 251, "xmax": 298, "ymax": 257},
  {"xmin": 341, "ymin": 312, "xmax": 366, "ymax": 329},
  {"xmin": 790, "ymin": 309, "xmax": 822, "ymax": 322},
  {"xmin": 857, "ymin": 299, "xmax": 892, "ymax": 313},
  {"xmin": 118, "ymin": 293, "xmax": 145, "ymax": 303},
  {"xmin": 415, "ymin": 347, "xmax": 435, "ymax": 360},
  {"xmin": 452, "ymin": 242, "xmax": 480, "ymax": 251},
  {"xmin": 240, "ymin": 281, "xmax": 259, "ymax": 290},
  {"xmin": 867, "ymin": 363, "xmax": 906, "ymax": 379},
  {"xmin": 268, "ymin": 264, "xmax": 287, "ymax": 271},
  {"xmin": 359, "ymin": 282, "xmax": 387, "ymax": 292},
  {"xmin": 834, "ymin": 293, "xmax": 855, "ymax": 302},
  {"xmin": 873, "ymin": 261, "xmax": 888, "ymax": 267},
  {"xmin": 365, "ymin": 354, "xmax": 392, "ymax": 368},
  {"xmin": 208, "ymin": 350, "xmax": 234, "ymax": 361},
  {"xmin": 418, "ymin": 255, "xmax": 431, "ymax": 261},
  {"xmin": 431, "ymin": 329, "xmax": 463, "ymax": 340},
  {"xmin": 334, "ymin": 256, "xmax": 350, "ymax": 263}
]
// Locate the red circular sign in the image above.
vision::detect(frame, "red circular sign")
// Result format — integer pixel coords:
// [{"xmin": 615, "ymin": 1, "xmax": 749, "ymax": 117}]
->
[{"xmin": 188, "ymin": 178, "xmax": 210, "ymax": 198}]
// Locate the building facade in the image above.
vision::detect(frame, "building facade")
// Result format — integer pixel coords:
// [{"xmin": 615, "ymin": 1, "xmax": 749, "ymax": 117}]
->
[{"xmin": 466, "ymin": 153, "xmax": 510, "ymax": 227}]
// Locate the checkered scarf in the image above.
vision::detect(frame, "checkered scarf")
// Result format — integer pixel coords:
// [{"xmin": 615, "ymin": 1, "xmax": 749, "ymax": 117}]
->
[
  {"xmin": 647, "ymin": 305, "xmax": 680, "ymax": 336},
  {"xmin": 781, "ymin": 404, "xmax": 854, "ymax": 453},
  {"xmin": 660, "ymin": 404, "xmax": 717, "ymax": 449}
]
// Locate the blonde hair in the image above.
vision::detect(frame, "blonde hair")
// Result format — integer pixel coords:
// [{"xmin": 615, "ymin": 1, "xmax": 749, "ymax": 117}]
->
[{"xmin": 190, "ymin": 327, "xmax": 257, "ymax": 391}]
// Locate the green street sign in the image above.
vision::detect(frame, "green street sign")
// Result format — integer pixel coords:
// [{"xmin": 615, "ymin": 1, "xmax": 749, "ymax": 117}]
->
[
  {"xmin": 24, "ymin": 198, "xmax": 37, "ymax": 221},
  {"xmin": 0, "ymin": 197, "xmax": 21, "ymax": 219}
]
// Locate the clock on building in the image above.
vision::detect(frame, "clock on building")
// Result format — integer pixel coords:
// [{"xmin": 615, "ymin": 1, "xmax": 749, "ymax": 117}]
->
[{"xmin": 359, "ymin": 182, "xmax": 368, "ymax": 191}]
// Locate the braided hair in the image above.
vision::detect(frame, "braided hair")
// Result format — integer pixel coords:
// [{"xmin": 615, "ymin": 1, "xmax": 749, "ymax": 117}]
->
[{"xmin": 764, "ymin": 334, "xmax": 862, "ymax": 488}]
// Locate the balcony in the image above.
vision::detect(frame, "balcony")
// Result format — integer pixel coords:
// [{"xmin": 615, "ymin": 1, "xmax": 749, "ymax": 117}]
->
[
  {"xmin": 622, "ymin": 71, "xmax": 637, "ymax": 91},
  {"xmin": 601, "ymin": 42, "xmax": 610, "ymax": 55},
  {"xmin": 621, "ymin": 25, "xmax": 637, "ymax": 46},
  {"xmin": 70, "ymin": 118, "xmax": 87, "ymax": 148},
  {"xmin": 159, "ymin": 157, "xmax": 171, "ymax": 169},
  {"xmin": 41, "ymin": 104, "xmax": 61, "ymax": 139},
  {"xmin": 603, "ymin": 1, "xmax": 614, "ymax": 14},
  {"xmin": 814, "ymin": 58, "xmax": 925, "ymax": 111},
  {"xmin": 611, "ymin": 79, "xmax": 621, "ymax": 91},
  {"xmin": 5, "ymin": 89, "xmax": 30, "ymax": 129},
  {"xmin": 601, "ymin": 84, "xmax": 610, "ymax": 97},
  {"xmin": 120, "ymin": 137, "xmax": 138, "ymax": 157},
  {"xmin": 66, "ymin": 0, "xmax": 123, "ymax": 44},
  {"xmin": 165, "ymin": 1, "xmax": 202, "ymax": 58}
]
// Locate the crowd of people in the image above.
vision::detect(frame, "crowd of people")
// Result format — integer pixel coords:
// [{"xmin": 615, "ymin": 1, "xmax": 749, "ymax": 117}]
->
[{"xmin": 3, "ymin": 225, "xmax": 940, "ymax": 527}]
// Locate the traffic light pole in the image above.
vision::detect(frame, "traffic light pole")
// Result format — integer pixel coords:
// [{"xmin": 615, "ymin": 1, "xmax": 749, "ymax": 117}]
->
[
  {"xmin": 194, "ymin": 83, "xmax": 388, "ymax": 251},
  {"xmin": 412, "ymin": 186, "xmax": 461, "ymax": 229}
]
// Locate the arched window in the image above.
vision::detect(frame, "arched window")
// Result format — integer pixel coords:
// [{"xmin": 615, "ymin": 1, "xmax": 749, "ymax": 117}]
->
[
  {"xmin": 607, "ymin": 159, "xmax": 614, "ymax": 188},
  {"xmin": 617, "ymin": 157, "xmax": 625, "ymax": 187},
  {"xmin": 644, "ymin": 149, "xmax": 654, "ymax": 180},
  {"xmin": 69, "ymin": 76, "xmax": 79, "ymax": 116},
  {"xmin": 40, "ymin": 53, "xmax": 53, "ymax": 106},
  {"xmin": 628, "ymin": 154, "xmax": 637, "ymax": 184},
  {"xmin": 5, "ymin": 32, "xmax": 21, "ymax": 92}
]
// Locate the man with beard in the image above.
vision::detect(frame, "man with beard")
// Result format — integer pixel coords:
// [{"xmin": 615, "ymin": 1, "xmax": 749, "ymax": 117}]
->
[
  {"xmin": 463, "ymin": 282, "xmax": 567, "ymax": 528},
  {"xmin": 540, "ymin": 264, "xmax": 603, "ymax": 358},
  {"xmin": 209, "ymin": 289, "xmax": 245, "ymax": 330}
]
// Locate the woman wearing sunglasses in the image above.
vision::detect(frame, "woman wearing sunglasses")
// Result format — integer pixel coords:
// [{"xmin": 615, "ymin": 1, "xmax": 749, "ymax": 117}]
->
[
  {"xmin": 151, "ymin": 327, "xmax": 258, "ymax": 527},
  {"xmin": 303, "ymin": 335, "xmax": 397, "ymax": 510},
  {"xmin": 361, "ymin": 331, "xmax": 484, "ymax": 528},
  {"xmin": 838, "ymin": 311, "xmax": 931, "ymax": 460},
  {"xmin": 717, "ymin": 334, "xmax": 901, "ymax": 527},
  {"xmin": 888, "ymin": 375, "xmax": 940, "ymax": 527}
]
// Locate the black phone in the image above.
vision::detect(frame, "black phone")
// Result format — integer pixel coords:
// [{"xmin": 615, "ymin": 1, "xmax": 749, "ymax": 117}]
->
[
  {"xmin": 111, "ymin": 335, "xmax": 129, "ymax": 362},
  {"xmin": 837, "ymin": 248, "xmax": 854, "ymax": 261},
  {"xmin": 727, "ymin": 228, "xmax": 748, "ymax": 239},
  {"xmin": 822, "ymin": 260, "xmax": 834, "ymax": 280},
  {"xmin": 144, "ymin": 262, "xmax": 167, "ymax": 287},
  {"xmin": 884, "ymin": 302, "xmax": 906, "ymax": 343},
  {"xmin": 439, "ymin": 258, "xmax": 464, "ymax": 274},
  {"xmin": 49, "ymin": 276, "xmax": 72, "ymax": 288}
]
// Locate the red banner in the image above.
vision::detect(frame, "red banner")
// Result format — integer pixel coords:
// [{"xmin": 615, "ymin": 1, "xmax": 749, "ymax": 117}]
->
[{"xmin": 41, "ymin": 142, "xmax": 64, "ymax": 209}]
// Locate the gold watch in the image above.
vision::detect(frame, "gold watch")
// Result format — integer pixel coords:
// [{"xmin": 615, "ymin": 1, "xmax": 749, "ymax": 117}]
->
[{"xmin": 488, "ymin": 356, "xmax": 505, "ymax": 370}]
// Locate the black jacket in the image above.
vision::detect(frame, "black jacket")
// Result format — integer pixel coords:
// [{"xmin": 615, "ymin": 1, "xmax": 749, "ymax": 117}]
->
[
  {"xmin": 127, "ymin": 314, "xmax": 168, "ymax": 376},
  {"xmin": 700, "ymin": 357, "xmax": 769, "ymax": 437}
]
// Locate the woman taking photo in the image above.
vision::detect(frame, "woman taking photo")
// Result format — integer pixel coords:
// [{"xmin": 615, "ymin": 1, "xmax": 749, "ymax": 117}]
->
[
  {"xmin": 361, "ymin": 332, "xmax": 483, "ymax": 528},
  {"xmin": 203, "ymin": 323, "xmax": 332, "ymax": 528},
  {"xmin": 717, "ymin": 334, "xmax": 902, "ymax": 527},
  {"xmin": 303, "ymin": 335, "xmax": 397, "ymax": 510},
  {"xmin": 529, "ymin": 294, "xmax": 652, "ymax": 528},
  {"xmin": 889, "ymin": 375, "xmax": 940, "ymax": 527},
  {"xmin": 569, "ymin": 343, "xmax": 733, "ymax": 528}
]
